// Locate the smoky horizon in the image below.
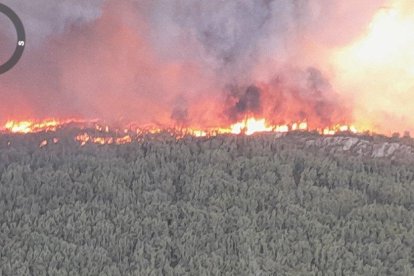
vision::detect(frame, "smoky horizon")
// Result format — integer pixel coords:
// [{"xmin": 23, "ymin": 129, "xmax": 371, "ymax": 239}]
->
[{"xmin": 0, "ymin": 0, "xmax": 413, "ymax": 135}]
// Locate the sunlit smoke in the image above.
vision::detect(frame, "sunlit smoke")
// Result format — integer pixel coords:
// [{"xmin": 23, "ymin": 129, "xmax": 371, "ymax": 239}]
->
[{"xmin": 333, "ymin": 0, "xmax": 414, "ymax": 134}]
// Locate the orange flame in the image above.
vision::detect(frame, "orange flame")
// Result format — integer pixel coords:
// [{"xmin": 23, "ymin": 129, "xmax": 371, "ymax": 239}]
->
[{"xmin": 2, "ymin": 118, "xmax": 360, "ymax": 146}]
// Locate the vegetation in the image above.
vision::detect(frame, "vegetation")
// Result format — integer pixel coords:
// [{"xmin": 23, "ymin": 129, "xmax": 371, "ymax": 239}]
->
[{"xmin": 1, "ymin": 132, "xmax": 414, "ymax": 275}]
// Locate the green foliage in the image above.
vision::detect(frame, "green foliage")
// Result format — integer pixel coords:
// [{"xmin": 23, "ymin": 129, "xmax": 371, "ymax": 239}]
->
[{"xmin": 1, "ymin": 133, "xmax": 414, "ymax": 275}]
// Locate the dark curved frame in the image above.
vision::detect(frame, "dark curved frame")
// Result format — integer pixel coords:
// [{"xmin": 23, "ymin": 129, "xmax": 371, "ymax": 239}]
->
[{"xmin": 0, "ymin": 3, "xmax": 25, "ymax": 75}]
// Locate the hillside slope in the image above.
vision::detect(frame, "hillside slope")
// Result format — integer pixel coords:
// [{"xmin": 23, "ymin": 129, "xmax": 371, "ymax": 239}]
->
[{"xmin": 1, "ymin": 132, "xmax": 414, "ymax": 275}]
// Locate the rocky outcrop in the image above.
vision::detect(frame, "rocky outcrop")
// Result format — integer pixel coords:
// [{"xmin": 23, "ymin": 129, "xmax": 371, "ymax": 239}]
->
[{"xmin": 303, "ymin": 135, "xmax": 414, "ymax": 161}]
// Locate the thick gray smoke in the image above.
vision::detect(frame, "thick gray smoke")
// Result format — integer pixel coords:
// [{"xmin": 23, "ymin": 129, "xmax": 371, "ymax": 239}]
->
[
  {"xmin": 146, "ymin": 0, "xmax": 383, "ymax": 83},
  {"xmin": 0, "ymin": 0, "xmax": 385, "ymax": 127},
  {"xmin": 226, "ymin": 85, "xmax": 262, "ymax": 121},
  {"xmin": 147, "ymin": 0, "xmax": 310, "ymax": 84},
  {"xmin": 1, "ymin": 0, "xmax": 104, "ymax": 45}
]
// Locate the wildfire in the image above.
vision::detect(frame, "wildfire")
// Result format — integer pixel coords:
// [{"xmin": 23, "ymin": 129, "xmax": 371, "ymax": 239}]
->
[{"xmin": 1, "ymin": 118, "xmax": 360, "ymax": 147}]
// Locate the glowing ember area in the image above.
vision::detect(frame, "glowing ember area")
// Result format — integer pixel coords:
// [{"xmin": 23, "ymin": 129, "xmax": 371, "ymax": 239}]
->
[
  {"xmin": 75, "ymin": 133, "xmax": 132, "ymax": 146},
  {"xmin": 39, "ymin": 140, "xmax": 48, "ymax": 148}
]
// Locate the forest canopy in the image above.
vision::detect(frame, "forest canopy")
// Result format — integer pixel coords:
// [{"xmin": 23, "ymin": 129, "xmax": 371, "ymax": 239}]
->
[{"xmin": 1, "ymin": 132, "xmax": 414, "ymax": 275}]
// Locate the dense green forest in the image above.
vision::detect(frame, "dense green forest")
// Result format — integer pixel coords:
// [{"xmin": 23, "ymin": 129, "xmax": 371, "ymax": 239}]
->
[{"xmin": 1, "ymin": 131, "xmax": 414, "ymax": 275}]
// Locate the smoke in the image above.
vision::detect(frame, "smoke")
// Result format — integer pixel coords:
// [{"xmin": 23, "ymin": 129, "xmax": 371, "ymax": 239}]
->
[
  {"xmin": 2, "ymin": 0, "xmax": 399, "ymax": 131},
  {"xmin": 226, "ymin": 85, "xmax": 262, "ymax": 121},
  {"xmin": 1, "ymin": 0, "xmax": 104, "ymax": 45},
  {"xmin": 171, "ymin": 96, "xmax": 189, "ymax": 126}
]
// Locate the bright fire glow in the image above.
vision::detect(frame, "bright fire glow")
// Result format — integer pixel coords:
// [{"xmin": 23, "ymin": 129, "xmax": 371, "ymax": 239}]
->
[
  {"xmin": 333, "ymin": 0, "xmax": 414, "ymax": 133},
  {"xmin": 346, "ymin": 8, "xmax": 413, "ymax": 66},
  {"xmin": 4, "ymin": 120, "xmax": 61, "ymax": 134}
]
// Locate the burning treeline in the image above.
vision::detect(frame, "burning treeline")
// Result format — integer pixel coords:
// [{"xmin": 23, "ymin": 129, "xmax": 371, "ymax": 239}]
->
[
  {"xmin": 1, "ymin": 117, "xmax": 358, "ymax": 148},
  {"xmin": 1, "ymin": 0, "xmax": 414, "ymax": 135}
]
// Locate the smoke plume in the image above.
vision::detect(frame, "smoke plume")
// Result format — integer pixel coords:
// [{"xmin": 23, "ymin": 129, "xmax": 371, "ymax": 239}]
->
[{"xmin": 4, "ymin": 0, "xmax": 410, "ymax": 134}]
